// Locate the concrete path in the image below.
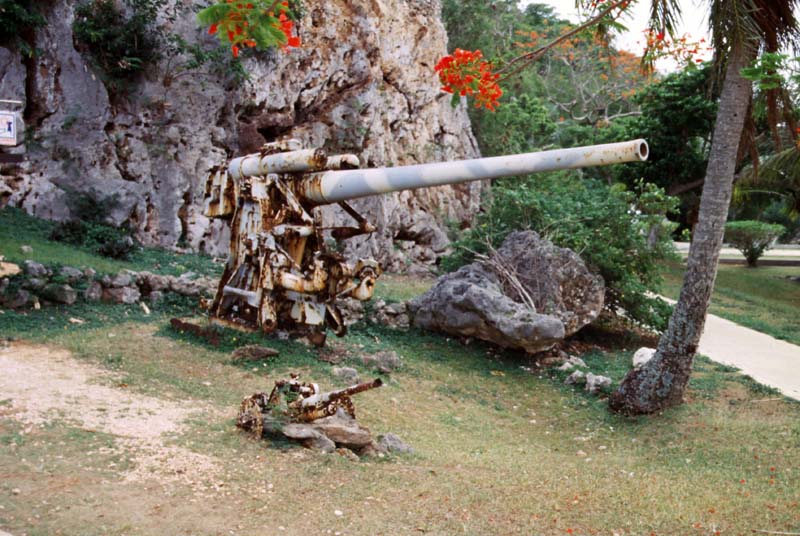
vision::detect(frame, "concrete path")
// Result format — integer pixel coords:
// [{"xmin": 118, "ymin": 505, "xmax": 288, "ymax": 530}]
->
[
  {"xmin": 697, "ymin": 313, "xmax": 800, "ymax": 400},
  {"xmin": 675, "ymin": 242, "xmax": 800, "ymax": 260},
  {"xmin": 657, "ymin": 295, "xmax": 800, "ymax": 400}
]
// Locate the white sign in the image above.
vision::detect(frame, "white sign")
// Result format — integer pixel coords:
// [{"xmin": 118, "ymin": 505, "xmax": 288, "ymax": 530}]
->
[{"xmin": 0, "ymin": 112, "xmax": 17, "ymax": 146}]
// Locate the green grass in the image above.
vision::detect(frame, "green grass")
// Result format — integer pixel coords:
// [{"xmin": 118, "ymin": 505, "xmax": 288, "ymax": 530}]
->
[
  {"xmin": 661, "ymin": 260, "xmax": 800, "ymax": 345},
  {"xmin": 0, "ymin": 293, "xmax": 197, "ymax": 340},
  {"xmin": 3, "ymin": 315, "xmax": 800, "ymax": 535},
  {"xmin": 374, "ymin": 273, "xmax": 435, "ymax": 302},
  {"xmin": 0, "ymin": 207, "xmax": 221, "ymax": 277},
  {"xmin": 2, "ymin": 211, "xmax": 800, "ymax": 534}
]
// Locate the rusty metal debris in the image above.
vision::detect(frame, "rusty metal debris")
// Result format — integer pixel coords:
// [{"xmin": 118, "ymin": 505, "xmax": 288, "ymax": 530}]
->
[
  {"xmin": 202, "ymin": 138, "xmax": 648, "ymax": 343},
  {"xmin": 169, "ymin": 318, "xmax": 220, "ymax": 346},
  {"xmin": 237, "ymin": 374, "xmax": 383, "ymax": 453},
  {"xmin": 237, "ymin": 374, "xmax": 383, "ymax": 436}
]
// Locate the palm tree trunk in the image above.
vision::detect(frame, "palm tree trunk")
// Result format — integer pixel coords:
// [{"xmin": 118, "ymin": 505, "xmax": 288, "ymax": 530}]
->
[{"xmin": 609, "ymin": 44, "xmax": 757, "ymax": 414}]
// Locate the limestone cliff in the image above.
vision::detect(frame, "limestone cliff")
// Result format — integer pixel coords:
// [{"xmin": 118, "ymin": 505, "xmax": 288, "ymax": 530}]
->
[{"xmin": 0, "ymin": 0, "xmax": 480, "ymax": 271}]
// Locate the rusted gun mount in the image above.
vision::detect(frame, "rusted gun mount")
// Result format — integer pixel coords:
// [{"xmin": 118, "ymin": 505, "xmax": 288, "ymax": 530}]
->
[
  {"xmin": 202, "ymin": 137, "xmax": 649, "ymax": 344},
  {"xmin": 237, "ymin": 375, "xmax": 383, "ymax": 438},
  {"xmin": 202, "ymin": 139, "xmax": 382, "ymax": 344}
]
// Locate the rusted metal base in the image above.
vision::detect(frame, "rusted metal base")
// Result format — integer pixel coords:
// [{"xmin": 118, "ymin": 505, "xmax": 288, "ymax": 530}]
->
[
  {"xmin": 169, "ymin": 318, "xmax": 220, "ymax": 346},
  {"xmin": 202, "ymin": 139, "xmax": 382, "ymax": 345}
]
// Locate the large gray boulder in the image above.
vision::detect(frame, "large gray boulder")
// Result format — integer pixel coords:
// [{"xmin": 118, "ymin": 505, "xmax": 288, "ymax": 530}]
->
[
  {"xmin": 491, "ymin": 231, "xmax": 605, "ymax": 335},
  {"xmin": 409, "ymin": 262, "xmax": 565, "ymax": 354},
  {"xmin": 408, "ymin": 231, "xmax": 604, "ymax": 354}
]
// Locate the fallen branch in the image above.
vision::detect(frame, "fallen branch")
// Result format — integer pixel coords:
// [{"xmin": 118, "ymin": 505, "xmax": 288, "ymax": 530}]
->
[{"xmin": 470, "ymin": 240, "xmax": 538, "ymax": 312}]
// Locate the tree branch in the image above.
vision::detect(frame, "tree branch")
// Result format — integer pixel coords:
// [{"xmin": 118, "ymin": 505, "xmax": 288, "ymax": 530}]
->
[
  {"xmin": 667, "ymin": 178, "xmax": 705, "ymax": 196},
  {"xmin": 496, "ymin": 0, "xmax": 631, "ymax": 82}
]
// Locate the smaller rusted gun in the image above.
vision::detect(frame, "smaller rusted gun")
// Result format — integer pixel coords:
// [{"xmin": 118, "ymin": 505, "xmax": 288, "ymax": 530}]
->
[{"xmin": 237, "ymin": 374, "xmax": 383, "ymax": 437}]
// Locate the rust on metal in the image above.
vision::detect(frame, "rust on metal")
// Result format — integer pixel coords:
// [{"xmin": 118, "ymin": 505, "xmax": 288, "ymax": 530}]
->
[
  {"xmin": 169, "ymin": 318, "xmax": 220, "ymax": 346},
  {"xmin": 236, "ymin": 374, "xmax": 383, "ymax": 437},
  {"xmin": 202, "ymin": 138, "xmax": 383, "ymax": 342},
  {"xmin": 202, "ymin": 137, "xmax": 647, "ymax": 343}
]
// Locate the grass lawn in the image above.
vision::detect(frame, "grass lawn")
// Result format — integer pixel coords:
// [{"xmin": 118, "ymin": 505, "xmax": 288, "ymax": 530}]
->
[
  {"xmin": 0, "ymin": 207, "xmax": 222, "ymax": 277},
  {"xmin": 2, "ymin": 281, "xmax": 800, "ymax": 534},
  {"xmin": 2, "ymin": 211, "xmax": 800, "ymax": 534},
  {"xmin": 660, "ymin": 260, "xmax": 800, "ymax": 346}
]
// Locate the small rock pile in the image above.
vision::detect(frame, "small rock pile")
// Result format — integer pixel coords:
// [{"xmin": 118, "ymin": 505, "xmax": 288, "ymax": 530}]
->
[
  {"xmin": 279, "ymin": 410, "xmax": 413, "ymax": 457},
  {"xmin": 556, "ymin": 355, "xmax": 614, "ymax": 395},
  {"xmin": 338, "ymin": 298, "xmax": 410, "ymax": 329},
  {"xmin": 369, "ymin": 300, "xmax": 410, "ymax": 329},
  {"xmin": 0, "ymin": 259, "xmax": 217, "ymax": 310},
  {"xmin": 237, "ymin": 374, "xmax": 412, "ymax": 459}
]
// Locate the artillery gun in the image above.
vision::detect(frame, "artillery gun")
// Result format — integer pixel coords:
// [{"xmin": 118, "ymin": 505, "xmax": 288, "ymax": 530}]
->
[
  {"xmin": 236, "ymin": 375, "xmax": 383, "ymax": 438},
  {"xmin": 202, "ymin": 138, "xmax": 649, "ymax": 344}
]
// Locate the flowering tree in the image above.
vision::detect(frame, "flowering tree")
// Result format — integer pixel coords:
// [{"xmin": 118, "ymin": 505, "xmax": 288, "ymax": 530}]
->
[
  {"xmin": 197, "ymin": 0, "xmax": 301, "ymax": 57},
  {"xmin": 434, "ymin": 49, "xmax": 503, "ymax": 110}
]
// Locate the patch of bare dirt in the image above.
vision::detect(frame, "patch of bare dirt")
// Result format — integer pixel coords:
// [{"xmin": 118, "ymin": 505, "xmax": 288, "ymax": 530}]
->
[
  {"xmin": 0, "ymin": 259, "xmax": 20, "ymax": 277},
  {"xmin": 0, "ymin": 341, "xmax": 220, "ymax": 485}
]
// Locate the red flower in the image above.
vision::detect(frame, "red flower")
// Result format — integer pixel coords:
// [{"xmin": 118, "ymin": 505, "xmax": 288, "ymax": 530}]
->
[
  {"xmin": 434, "ymin": 48, "xmax": 502, "ymax": 110},
  {"xmin": 208, "ymin": 23, "xmax": 218, "ymax": 34}
]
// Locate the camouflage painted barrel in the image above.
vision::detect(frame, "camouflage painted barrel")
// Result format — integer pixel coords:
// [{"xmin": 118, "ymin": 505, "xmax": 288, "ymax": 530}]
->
[{"xmin": 300, "ymin": 139, "xmax": 649, "ymax": 204}]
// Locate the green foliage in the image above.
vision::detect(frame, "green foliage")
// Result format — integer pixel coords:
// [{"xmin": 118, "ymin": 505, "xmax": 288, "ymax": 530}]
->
[
  {"xmin": 50, "ymin": 220, "xmax": 136, "ymax": 260},
  {"xmin": 472, "ymin": 94, "xmax": 555, "ymax": 156},
  {"xmin": 441, "ymin": 0, "xmax": 527, "ymax": 61},
  {"xmin": 196, "ymin": 0, "xmax": 303, "ymax": 55},
  {"xmin": 760, "ymin": 200, "xmax": 800, "ymax": 242},
  {"xmin": 0, "ymin": 0, "xmax": 45, "ymax": 56},
  {"xmin": 724, "ymin": 220, "xmax": 786, "ymax": 267},
  {"xmin": 72, "ymin": 0, "xmax": 165, "ymax": 95},
  {"xmin": 735, "ymin": 146, "xmax": 800, "ymax": 218},
  {"xmin": 161, "ymin": 34, "xmax": 248, "ymax": 89},
  {"xmin": 611, "ymin": 65, "xmax": 717, "ymax": 196},
  {"xmin": 442, "ymin": 174, "xmax": 678, "ymax": 331},
  {"xmin": 740, "ymin": 52, "xmax": 799, "ymax": 91},
  {"xmin": 48, "ymin": 190, "xmax": 137, "ymax": 260}
]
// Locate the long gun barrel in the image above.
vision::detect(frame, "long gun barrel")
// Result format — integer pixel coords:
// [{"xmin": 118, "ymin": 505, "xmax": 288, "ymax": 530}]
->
[
  {"xmin": 299, "ymin": 378, "xmax": 383, "ymax": 409},
  {"xmin": 300, "ymin": 139, "xmax": 648, "ymax": 204}
]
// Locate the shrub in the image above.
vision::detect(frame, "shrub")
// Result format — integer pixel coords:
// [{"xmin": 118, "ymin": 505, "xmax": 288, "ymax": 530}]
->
[
  {"xmin": 442, "ymin": 174, "xmax": 678, "ymax": 331},
  {"xmin": 49, "ymin": 190, "xmax": 138, "ymax": 260},
  {"xmin": 0, "ymin": 0, "xmax": 46, "ymax": 56},
  {"xmin": 72, "ymin": 0, "xmax": 165, "ymax": 95},
  {"xmin": 49, "ymin": 220, "xmax": 88, "ymax": 246},
  {"xmin": 724, "ymin": 220, "xmax": 785, "ymax": 267},
  {"xmin": 50, "ymin": 220, "xmax": 137, "ymax": 260},
  {"xmin": 88, "ymin": 225, "xmax": 136, "ymax": 260}
]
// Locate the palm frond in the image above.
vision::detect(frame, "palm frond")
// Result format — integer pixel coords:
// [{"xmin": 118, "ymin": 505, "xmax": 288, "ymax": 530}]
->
[
  {"xmin": 647, "ymin": 0, "xmax": 683, "ymax": 38},
  {"xmin": 710, "ymin": 0, "xmax": 799, "ymax": 59},
  {"xmin": 736, "ymin": 146, "xmax": 800, "ymax": 214}
]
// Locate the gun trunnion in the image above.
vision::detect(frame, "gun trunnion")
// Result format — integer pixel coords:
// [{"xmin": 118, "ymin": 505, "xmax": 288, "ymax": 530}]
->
[{"xmin": 202, "ymin": 138, "xmax": 648, "ymax": 345}]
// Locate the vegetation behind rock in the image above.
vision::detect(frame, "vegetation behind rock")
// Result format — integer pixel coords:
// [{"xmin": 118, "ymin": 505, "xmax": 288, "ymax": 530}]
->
[{"xmin": 442, "ymin": 174, "xmax": 678, "ymax": 331}]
